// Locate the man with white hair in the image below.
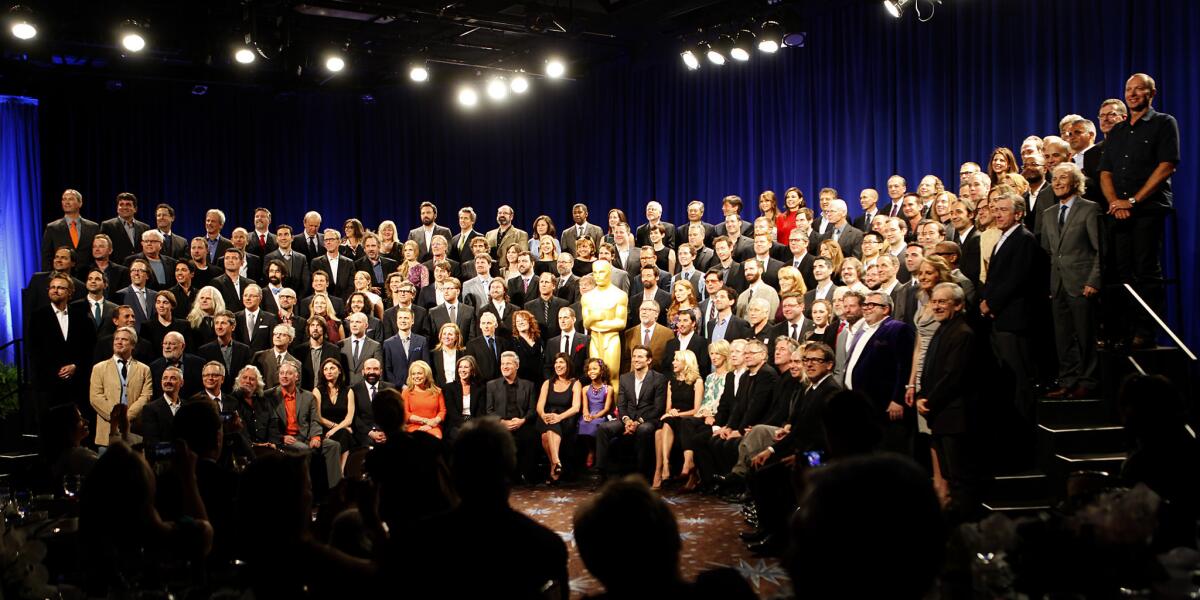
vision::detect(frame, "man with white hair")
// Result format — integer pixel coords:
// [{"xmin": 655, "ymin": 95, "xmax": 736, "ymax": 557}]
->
[
  {"xmin": 814, "ymin": 198, "xmax": 864, "ymax": 259},
  {"xmin": 1028, "ymin": 135, "xmax": 1072, "ymax": 233},
  {"xmin": 636, "ymin": 200, "xmax": 676, "ymax": 249},
  {"xmin": 298, "ymin": 210, "xmax": 324, "ymax": 261},
  {"xmin": 124, "ymin": 229, "xmax": 176, "ymax": 289},
  {"xmin": 202, "ymin": 208, "xmax": 234, "ymax": 265}
]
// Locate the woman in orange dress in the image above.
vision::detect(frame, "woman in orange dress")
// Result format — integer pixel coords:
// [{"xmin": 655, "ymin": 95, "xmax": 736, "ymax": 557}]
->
[{"xmin": 402, "ymin": 360, "xmax": 446, "ymax": 439}]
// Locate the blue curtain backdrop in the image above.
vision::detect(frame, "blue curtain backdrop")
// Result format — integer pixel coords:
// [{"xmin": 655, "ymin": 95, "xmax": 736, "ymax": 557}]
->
[
  {"xmin": 14, "ymin": 0, "xmax": 1200, "ymax": 347},
  {"xmin": 0, "ymin": 96, "xmax": 42, "ymax": 364}
]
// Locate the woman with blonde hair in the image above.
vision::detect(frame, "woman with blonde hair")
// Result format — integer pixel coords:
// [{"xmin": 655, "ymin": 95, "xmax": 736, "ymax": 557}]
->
[
  {"xmin": 376, "ymin": 220, "xmax": 402, "ymax": 262},
  {"xmin": 839, "ymin": 257, "xmax": 865, "ymax": 288},
  {"xmin": 308, "ymin": 292, "xmax": 342, "ymax": 343},
  {"xmin": 402, "ymin": 360, "xmax": 446, "ymax": 439},
  {"xmin": 430, "ymin": 323, "xmax": 465, "ymax": 387},
  {"xmin": 398, "ymin": 239, "xmax": 429, "ymax": 290},
  {"xmin": 679, "ymin": 340, "xmax": 733, "ymax": 491},
  {"xmin": 819, "ymin": 239, "xmax": 845, "ymax": 283},
  {"xmin": 656, "ymin": 349, "xmax": 703, "ymax": 489},
  {"xmin": 774, "ymin": 266, "xmax": 807, "ymax": 322},
  {"xmin": 904, "ymin": 255, "xmax": 955, "ymax": 505},
  {"xmin": 187, "ymin": 285, "xmax": 225, "ymax": 348}
]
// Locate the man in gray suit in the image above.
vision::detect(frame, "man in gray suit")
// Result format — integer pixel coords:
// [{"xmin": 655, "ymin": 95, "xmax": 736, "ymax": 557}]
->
[
  {"xmin": 1040, "ymin": 163, "xmax": 1102, "ymax": 399},
  {"xmin": 407, "ymin": 201, "xmax": 453, "ymax": 262},
  {"xmin": 560, "ymin": 203, "xmax": 604, "ymax": 255},
  {"xmin": 340, "ymin": 313, "xmax": 383, "ymax": 386},
  {"xmin": 41, "ymin": 188, "xmax": 100, "ymax": 270},
  {"xmin": 116, "ymin": 258, "xmax": 158, "ymax": 326},
  {"xmin": 812, "ymin": 198, "xmax": 865, "ymax": 259},
  {"xmin": 268, "ymin": 362, "xmax": 342, "ymax": 487},
  {"xmin": 832, "ymin": 290, "xmax": 866, "ymax": 382},
  {"xmin": 252, "ymin": 323, "xmax": 303, "ymax": 388},
  {"xmin": 485, "ymin": 351, "xmax": 538, "ymax": 481}
]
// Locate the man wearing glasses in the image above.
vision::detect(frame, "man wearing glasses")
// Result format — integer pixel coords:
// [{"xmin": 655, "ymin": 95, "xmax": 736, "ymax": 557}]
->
[{"xmin": 842, "ymin": 291, "xmax": 916, "ymax": 454}]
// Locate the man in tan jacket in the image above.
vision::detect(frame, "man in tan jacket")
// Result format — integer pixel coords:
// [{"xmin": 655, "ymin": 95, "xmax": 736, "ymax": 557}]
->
[{"xmin": 90, "ymin": 326, "xmax": 153, "ymax": 446}]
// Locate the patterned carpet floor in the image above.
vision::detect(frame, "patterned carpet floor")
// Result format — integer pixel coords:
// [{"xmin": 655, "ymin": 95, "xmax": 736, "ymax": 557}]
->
[{"xmin": 510, "ymin": 479, "xmax": 792, "ymax": 599}]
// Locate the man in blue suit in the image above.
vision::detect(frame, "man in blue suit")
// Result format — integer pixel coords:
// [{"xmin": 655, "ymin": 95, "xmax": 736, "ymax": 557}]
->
[
  {"xmin": 842, "ymin": 291, "xmax": 916, "ymax": 454},
  {"xmin": 115, "ymin": 258, "xmax": 158, "ymax": 327},
  {"xmin": 382, "ymin": 307, "xmax": 429, "ymax": 386}
]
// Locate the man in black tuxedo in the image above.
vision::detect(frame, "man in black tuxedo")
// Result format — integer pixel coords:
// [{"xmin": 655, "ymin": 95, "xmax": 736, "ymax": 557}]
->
[
  {"xmin": 916, "ymin": 282, "xmax": 980, "ymax": 516},
  {"xmin": 234, "ymin": 284, "xmax": 279, "ymax": 353},
  {"xmin": 783, "ymin": 230, "xmax": 817, "ymax": 291},
  {"xmin": 769, "ymin": 294, "xmax": 814, "ymax": 344},
  {"xmin": 523, "ymin": 272, "xmax": 569, "ymax": 340},
  {"xmin": 465, "ymin": 312, "xmax": 513, "ymax": 382},
  {"xmin": 201, "ymin": 209, "xmax": 235, "ymax": 266},
  {"xmin": 296, "ymin": 211, "xmax": 324, "ymax": 262},
  {"xmin": 197, "ymin": 311, "xmax": 252, "ymax": 394},
  {"xmin": 542, "ymin": 307, "xmax": 589, "ymax": 380},
  {"xmin": 354, "ymin": 233, "xmax": 398, "ymax": 291},
  {"xmin": 29, "ymin": 273, "xmax": 95, "ymax": 416},
  {"xmin": 408, "ymin": 201, "xmax": 454, "ymax": 262},
  {"xmin": 705, "ymin": 286, "xmax": 752, "ymax": 343},
  {"xmin": 979, "ymin": 193, "xmax": 1047, "ymax": 422},
  {"xmin": 449, "ymin": 207, "xmax": 485, "ymax": 264},
  {"xmin": 148, "ymin": 331, "xmax": 206, "ymax": 398},
  {"xmin": 594, "ymin": 345, "xmax": 668, "ymax": 480},
  {"xmin": 42, "ymin": 188, "xmax": 100, "ymax": 270},
  {"xmin": 294, "ymin": 316, "xmax": 348, "ymax": 391},
  {"xmin": 696, "ymin": 340, "xmax": 780, "ymax": 491},
  {"xmin": 210, "ymin": 247, "xmax": 255, "ymax": 312},
  {"xmin": 485, "ymin": 352, "xmax": 539, "ymax": 481},
  {"xmin": 310, "ymin": 229, "xmax": 356, "ymax": 300},
  {"xmin": 842, "ymin": 292, "xmax": 915, "ymax": 454},
  {"xmin": 124, "ymin": 230, "xmax": 177, "ymax": 290},
  {"xmin": 98, "ymin": 192, "xmax": 151, "ymax": 265},
  {"xmin": 351, "ymin": 358, "xmax": 394, "ymax": 447},
  {"xmin": 676, "ymin": 201, "xmax": 717, "ymax": 249},
  {"xmin": 263, "ymin": 225, "xmax": 312, "ymax": 298},
  {"xmin": 660, "ymin": 309, "xmax": 710, "ymax": 377},
  {"xmin": 428, "ymin": 277, "xmax": 477, "ymax": 343},
  {"xmin": 553, "ymin": 254, "xmax": 581, "ymax": 305}
]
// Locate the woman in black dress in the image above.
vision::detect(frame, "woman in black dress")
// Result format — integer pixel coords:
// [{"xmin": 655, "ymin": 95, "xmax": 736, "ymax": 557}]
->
[
  {"xmin": 314, "ymin": 357, "xmax": 356, "ymax": 475},
  {"xmin": 807, "ymin": 299, "xmax": 840, "ymax": 349},
  {"xmin": 536, "ymin": 353, "xmax": 581, "ymax": 482},
  {"xmin": 441, "ymin": 355, "xmax": 487, "ymax": 444},
  {"xmin": 141, "ymin": 290, "xmax": 191, "ymax": 350},
  {"xmin": 512, "ymin": 310, "xmax": 545, "ymax": 390},
  {"xmin": 656, "ymin": 349, "xmax": 703, "ymax": 489}
]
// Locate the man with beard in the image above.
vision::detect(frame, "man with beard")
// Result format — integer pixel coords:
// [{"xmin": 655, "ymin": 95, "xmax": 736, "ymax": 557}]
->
[
  {"xmin": 407, "ymin": 202, "xmax": 453, "ymax": 262},
  {"xmin": 486, "ymin": 205, "xmax": 529, "ymax": 270},
  {"xmin": 263, "ymin": 224, "xmax": 311, "ymax": 297},
  {"xmin": 148, "ymin": 331, "xmax": 205, "ymax": 398},
  {"xmin": 735, "ymin": 259, "xmax": 779, "ymax": 324},
  {"xmin": 351, "ymin": 357, "xmax": 393, "ymax": 447}
]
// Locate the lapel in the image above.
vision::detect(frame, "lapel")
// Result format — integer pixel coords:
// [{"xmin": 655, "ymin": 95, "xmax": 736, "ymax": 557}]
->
[{"xmin": 1055, "ymin": 201, "xmax": 1082, "ymax": 251}]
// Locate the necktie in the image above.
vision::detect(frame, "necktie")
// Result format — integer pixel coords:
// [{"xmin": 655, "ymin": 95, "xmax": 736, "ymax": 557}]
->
[
  {"xmin": 277, "ymin": 353, "xmax": 284, "ymax": 366},
  {"xmin": 709, "ymin": 302, "xmax": 717, "ymax": 323},
  {"xmin": 449, "ymin": 304, "xmax": 457, "ymax": 324},
  {"xmin": 792, "ymin": 323, "xmax": 800, "ymax": 340},
  {"xmin": 488, "ymin": 336, "xmax": 497, "ymax": 360},
  {"xmin": 249, "ymin": 313, "xmax": 257, "ymax": 333},
  {"xmin": 643, "ymin": 328, "xmax": 651, "ymax": 347},
  {"xmin": 1058, "ymin": 204, "xmax": 1068, "ymax": 228},
  {"xmin": 832, "ymin": 227, "xmax": 841, "ymax": 242},
  {"xmin": 93, "ymin": 301, "xmax": 102, "ymax": 327},
  {"xmin": 848, "ymin": 326, "xmax": 866, "ymax": 355},
  {"xmin": 136, "ymin": 289, "xmax": 147, "ymax": 315},
  {"xmin": 259, "ymin": 233, "xmax": 266, "ymax": 251},
  {"xmin": 523, "ymin": 278, "xmax": 531, "ymax": 294},
  {"xmin": 794, "ymin": 259, "xmax": 802, "ymax": 269},
  {"xmin": 118, "ymin": 359, "xmax": 129, "ymax": 405},
  {"xmin": 309, "ymin": 236, "xmax": 318, "ymax": 256},
  {"xmin": 542, "ymin": 300, "xmax": 550, "ymax": 324},
  {"xmin": 577, "ymin": 226, "xmax": 584, "ymax": 239},
  {"xmin": 126, "ymin": 223, "xmax": 136, "ymax": 246},
  {"xmin": 458, "ymin": 234, "xmax": 466, "ymax": 252},
  {"xmin": 353, "ymin": 339, "xmax": 361, "ymax": 364},
  {"xmin": 69, "ymin": 220, "xmax": 79, "ymax": 247},
  {"xmin": 369, "ymin": 384, "xmax": 376, "ymax": 402},
  {"xmin": 562, "ymin": 335, "xmax": 570, "ymax": 354}
]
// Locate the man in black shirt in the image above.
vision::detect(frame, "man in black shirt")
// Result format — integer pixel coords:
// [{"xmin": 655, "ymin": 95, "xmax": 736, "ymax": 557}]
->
[
  {"xmin": 1098, "ymin": 73, "xmax": 1181, "ymax": 348},
  {"xmin": 485, "ymin": 351, "xmax": 538, "ymax": 482}
]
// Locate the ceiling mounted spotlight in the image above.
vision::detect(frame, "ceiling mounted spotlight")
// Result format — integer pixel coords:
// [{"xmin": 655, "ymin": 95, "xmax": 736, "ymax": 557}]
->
[
  {"xmin": 681, "ymin": 46, "xmax": 700, "ymax": 70},
  {"xmin": 409, "ymin": 61, "xmax": 429, "ymax": 82},
  {"xmin": 545, "ymin": 58, "xmax": 566, "ymax": 78},
  {"xmin": 486, "ymin": 77, "xmax": 508, "ymax": 101},
  {"xmin": 8, "ymin": 5, "xmax": 36, "ymax": 40},
  {"xmin": 706, "ymin": 35, "xmax": 732, "ymax": 66},
  {"xmin": 324, "ymin": 54, "xmax": 345, "ymax": 73},
  {"xmin": 758, "ymin": 21, "xmax": 783, "ymax": 53},
  {"xmin": 119, "ymin": 20, "xmax": 147, "ymax": 53},
  {"xmin": 510, "ymin": 75, "xmax": 529, "ymax": 94},
  {"xmin": 234, "ymin": 46, "xmax": 256, "ymax": 64},
  {"xmin": 457, "ymin": 85, "xmax": 479, "ymax": 108},
  {"xmin": 730, "ymin": 30, "xmax": 755, "ymax": 61},
  {"xmin": 884, "ymin": 0, "xmax": 912, "ymax": 18}
]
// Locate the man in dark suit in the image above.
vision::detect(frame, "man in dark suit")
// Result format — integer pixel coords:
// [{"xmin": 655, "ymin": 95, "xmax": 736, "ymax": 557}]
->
[
  {"xmin": 263, "ymin": 225, "xmax": 312, "ymax": 298},
  {"xmin": 696, "ymin": 340, "xmax": 780, "ymax": 490},
  {"xmin": 91, "ymin": 305, "xmax": 155, "ymax": 365},
  {"xmin": 634, "ymin": 201, "xmax": 676, "ymax": 249},
  {"xmin": 523, "ymin": 272, "xmax": 570, "ymax": 340},
  {"xmin": 980, "ymin": 193, "xmax": 1047, "ymax": 422},
  {"xmin": 542, "ymin": 307, "xmax": 590, "ymax": 380},
  {"xmin": 1028, "ymin": 137, "xmax": 1073, "ymax": 236},
  {"xmin": 197, "ymin": 311, "xmax": 253, "ymax": 394},
  {"xmin": 250, "ymin": 323, "xmax": 303, "ymax": 389},
  {"xmin": 676, "ymin": 202, "xmax": 717, "ymax": 249},
  {"xmin": 408, "ymin": 201, "xmax": 454, "ymax": 262},
  {"xmin": 660, "ymin": 309, "xmax": 710, "ymax": 377},
  {"xmin": 712, "ymin": 237, "xmax": 748, "ymax": 294},
  {"xmin": 151, "ymin": 203, "xmax": 188, "ymax": 260},
  {"xmin": 465, "ymin": 312, "xmax": 514, "ymax": 382},
  {"xmin": 26, "ymin": 247, "xmax": 86, "ymax": 314},
  {"xmin": 340, "ymin": 313, "xmax": 384, "ymax": 386},
  {"xmin": 115, "ymin": 259, "xmax": 159, "ymax": 327},
  {"xmin": 148, "ymin": 331, "xmax": 206, "ymax": 399},
  {"xmin": 428, "ymin": 277, "xmax": 477, "ymax": 343},
  {"xmin": 949, "ymin": 199, "xmax": 982, "ymax": 285},
  {"xmin": 294, "ymin": 316, "xmax": 348, "ymax": 391},
  {"xmin": 124, "ymin": 230, "xmax": 177, "ymax": 290},
  {"xmin": 382, "ymin": 307, "xmax": 429, "ymax": 386},
  {"xmin": 449, "ymin": 207, "xmax": 486, "ymax": 264},
  {"xmin": 200, "ymin": 209, "xmax": 235, "ymax": 266},
  {"xmin": 79, "ymin": 234, "xmax": 131, "ymax": 297},
  {"xmin": 842, "ymin": 292, "xmax": 916, "ymax": 454},
  {"xmin": 29, "ymin": 273, "xmax": 95, "ymax": 415},
  {"xmin": 140, "ymin": 365, "xmax": 184, "ymax": 450},
  {"xmin": 247, "ymin": 207, "xmax": 278, "ymax": 258},
  {"xmin": 234, "ymin": 284, "xmax": 278, "ymax": 353},
  {"xmin": 298, "ymin": 271, "xmax": 345, "ymax": 318},
  {"xmin": 783, "ymin": 229, "xmax": 817, "ymax": 290},
  {"xmin": 72, "ymin": 268, "xmax": 119, "ymax": 336},
  {"xmin": 354, "ymin": 234, "xmax": 398, "ymax": 291},
  {"xmin": 229, "ymin": 228, "xmax": 265, "ymax": 286},
  {"xmin": 98, "ymin": 192, "xmax": 151, "ymax": 264},
  {"xmin": 594, "ymin": 345, "xmax": 668, "ymax": 480},
  {"xmin": 42, "ymin": 188, "xmax": 100, "ymax": 271},
  {"xmin": 310, "ymin": 229, "xmax": 356, "ymax": 300},
  {"xmin": 769, "ymin": 294, "xmax": 815, "ymax": 344},
  {"xmin": 627, "ymin": 264, "xmax": 671, "ymax": 329},
  {"xmin": 916, "ymin": 282, "xmax": 980, "ymax": 516},
  {"xmin": 506, "ymin": 252, "xmax": 539, "ymax": 308},
  {"xmin": 485, "ymin": 352, "xmax": 539, "ymax": 481},
  {"xmin": 852, "ymin": 188, "xmax": 886, "ymax": 232},
  {"xmin": 1040, "ymin": 163, "xmax": 1103, "ymax": 399},
  {"xmin": 560, "ymin": 203, "xmax": 604, "ymax": 256},
  {"xmin": 266, "ymin": 362, "xmax": 343, "ymax": 488},
  {"xmin": 705, "ymin": 287, "xmax": 752, "ymax": 342},
  {"xmin": 350, "ymin": 358, "xmax": 394, "ymax": 447},
  {"xmin": 296, "ymin": 211, "xmax": 324, "ymax": 263},
  {"xmin": 811, "ymin": 199, "xmax": 865, "ymax": 260}
]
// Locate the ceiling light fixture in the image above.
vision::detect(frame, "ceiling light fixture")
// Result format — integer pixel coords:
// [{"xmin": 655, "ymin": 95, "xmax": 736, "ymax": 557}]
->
[
  {"xmin": 730, "ymin": 30, "xmax": 755, "ymax": 61},
  {"xmin": 758, "ymin": 21, "xmax": 783, "ymax": 53},
  {"xmin": 9, "ymin": 5, "xmax": 36, "ymax": 40},
  {"xmin": 545, "ymin": 58, "xmax": 566, "ymax": 78},
  {"xmin": 119, "ymin": 20, "xmax": 147, "ymax": 53}
]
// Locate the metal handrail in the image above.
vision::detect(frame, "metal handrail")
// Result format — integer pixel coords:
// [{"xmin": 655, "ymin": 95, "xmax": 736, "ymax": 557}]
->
[{"xmin": 1124, "ymin": 284, "xmax": 1196, "ymax": 361}]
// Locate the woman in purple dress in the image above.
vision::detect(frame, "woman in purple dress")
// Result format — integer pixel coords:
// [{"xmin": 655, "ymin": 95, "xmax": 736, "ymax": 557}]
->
[{"xmin": 577, "ymin": 358, "xmax": 614, "ymax": 469}]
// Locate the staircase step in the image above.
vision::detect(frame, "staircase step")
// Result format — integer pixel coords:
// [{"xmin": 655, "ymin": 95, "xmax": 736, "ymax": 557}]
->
[
  {"xmin": 982, "ymin": 498, "xmax": 1053, "ymax": 515},
  {"xmin": 1037, "ymin": 398, "xmax": 1113, "ymax": 427},
  {"xmin": 1053, "ymin": 452, "xmax": 1126, "ymax": 477},
  {"xmin": 1037, "ymin": 423, "xmax": 1125, "ymax": 456},
  {"xmin": 985, "ymin": 471, "xmax": 1051, "ymax": 504}
]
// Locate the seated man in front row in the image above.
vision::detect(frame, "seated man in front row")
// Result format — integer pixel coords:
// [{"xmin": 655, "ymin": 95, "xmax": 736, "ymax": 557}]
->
[
  {"xmin": 595, "ymin": 345, "xmax": 667, "ymax": 481},
  {"xmin": 266, "ymin": 361, "xmax": 342, "ymax": 488}
]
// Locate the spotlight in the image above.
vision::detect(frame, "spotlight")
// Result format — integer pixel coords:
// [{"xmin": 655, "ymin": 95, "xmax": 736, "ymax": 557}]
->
[
  {"xmin": 325, "ymin": 54, "xmax": 345, "ymax": 73},
  {"xmin": 883, "ymin": 0, "xmax": 911, "ymax": 18},
  {"xmin": 545, "ymin": 58, "xmax": 565, "ymax": 78},
  {"xmin": 191, "ymin": 84, "xmax": 208, "ymax": 96},
  {"xmin": 730, "ymin": 30, "xmax": 754, "ymax": 61},
  {"xmin": 457, "ymin": 86, "xmax": 479, "ymax": 108},
  {"xmin": 706, "ymin": 36, "xmax": 732, "ymax": 66},
  {"xmin": 409, "ymin": 63, "xmax": 429, "ymax": 82},
  {"xmin": 486, "ymin": 77, "xmax": 508, "ymax": 101},
  {"xmin": 758, "ymin": 21, "xmax": 783, "ymax": 53},
  {"xmin": 783, "ymin": 31, "xmax": 807, "ymax": 48},
  {"xmin": 119, "ymin": 20, "xmax": 147, "ymax": 53},
  {"xmin": 9, "ymin": 5, "xmax": 35, "ymax": 40},
  {"xmin": 234, "ymin": 47, "xmax": 256, "ymax": 64},
  {"xmin": 681, "ymin": 48, "xmax": 700, "ymax": 70},
  {"xmin": 510, "ymin": 75, "xmax": 529, "ymax": 94}
]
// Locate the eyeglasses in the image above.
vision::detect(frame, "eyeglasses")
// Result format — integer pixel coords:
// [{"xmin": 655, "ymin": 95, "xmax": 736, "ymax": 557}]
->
[
  {"xmin": 800, "ymin": 357, "xmax": 829, "ymax": 364},
  {"xmin": 202, "ymin": 373, "xmax": 223, "ymax": 378},
  {"xmin": 1098, "ymin": 112, "xmax": 1123, "ymax": 119},
  {"xmin": 862, "ymin": 302, "xmax": 888, "ymax": 309}
]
